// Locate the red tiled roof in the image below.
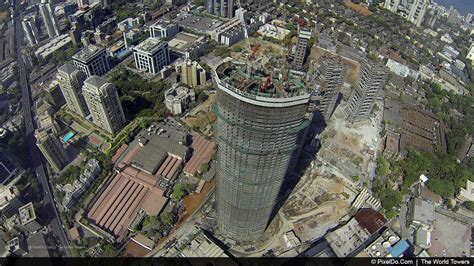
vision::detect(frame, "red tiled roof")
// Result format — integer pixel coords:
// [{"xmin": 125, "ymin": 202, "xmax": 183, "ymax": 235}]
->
[
  {"xmin": 122, "ymin": 144, "xmax": 142, "ymax": 164},
  {"xmin": 87, "ymin": 167, "xmax": 168, "ymax": 241},
  {"xmin": 155, "ymin": 155, "xmax": 182, "ymax": 180},
  {"xmin": 183, "ymin": 133, "xmax": 216, "ymax": 176},
  {"xmin": 354, "ymin": 208, "xmax": 387, "ymax": 235},
  {"xmin": 112, "ymin": 144, "xmax": 129, "ymax": 163}
]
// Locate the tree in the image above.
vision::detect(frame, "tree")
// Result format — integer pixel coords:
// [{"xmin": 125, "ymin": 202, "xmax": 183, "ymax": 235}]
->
[
  {"xmin": 381, "ymin": 188, "xmax": 402, "ymax": 211},
  {"xmin": 199, "ymin": 163, "xmax": 209, "ymax": 173},
  {"xmin": 160, "ymin": 212, "xmax": 174, "ymax": 226},
  {"xmin": 101, "ymin": 243, "xmax": 118, "ymax": 257},
  {"xmin": 376, "ymin": 156, "xmax": 389, "ymax": 177},
  {"xmin": 462, "ymin": 201, "xmax": 474, "ymax": 211}
]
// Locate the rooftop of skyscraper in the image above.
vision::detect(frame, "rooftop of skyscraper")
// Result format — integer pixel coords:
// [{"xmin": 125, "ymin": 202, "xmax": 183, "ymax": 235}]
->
[
  {"xmin": 72, "ymin": 44, "xmax": 104, "ymax": 63},
  {"xmin": 133, "ymin": 37, "xmax": 167, "ymax": 56},
  {"xmin": 214, "ymin": 59, "xmax": 317, "ymax": 99}
]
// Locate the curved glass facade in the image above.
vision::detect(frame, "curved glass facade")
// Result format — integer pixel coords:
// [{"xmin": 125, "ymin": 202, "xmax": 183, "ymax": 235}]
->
[{"xmin": 216, "ymin": 83, "xmax": 310, "ymax": 242}]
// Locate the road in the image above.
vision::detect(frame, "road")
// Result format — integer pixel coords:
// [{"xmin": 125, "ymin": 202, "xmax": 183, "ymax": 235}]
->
[{"xmin": 12, "ymin": 1, "xmax": 70, "ymax": 257}]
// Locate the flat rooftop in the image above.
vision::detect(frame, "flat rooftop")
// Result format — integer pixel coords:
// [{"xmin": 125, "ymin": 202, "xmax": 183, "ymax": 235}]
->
[
  {"xmin": 18, "ymin": 202, "xmax": 36, "ymax": 225},
  {"xmin": 133, "ymin": 37, "xmax": 167, "ymax": 55},
  {"xmin": 215, "ymin": 60, "xmax": 316, "ymax": 99},
  {"xmin": 122, "ymin": 121, "xmax": 188, "ymax": 175},
  {"xmin": 174, "ymin": 13, "xmax": 223, "ymax": 33},
  {"xmin": 73, "ymin": 45, "xmax": 104, "ymax": 63},
  {"xmin": 35, "ymin": 34, "xmax": 72, "ymax": 59},
  {"xmin": 168, "ymin": 32, "xmax": 201, "ymax": 51},
  {"xmin": 0, "ymin": 151, "xmax": 18, "ymax": 185}
]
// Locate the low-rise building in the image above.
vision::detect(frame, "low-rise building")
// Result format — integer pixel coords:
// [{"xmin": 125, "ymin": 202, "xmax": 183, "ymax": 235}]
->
[
  {"xmin": 168, "ymin": 32, "xmax": 209, "ymax": 59},
  {"xmin": 257, "ymin": 23, "xmax": 291, "ymax": 40},
  {"xmin": 60, "ymin": 159, "xmax": 101, "ymax": 209},
  {"xmin": 466, "ymin": 43, "xmax": 474, "ymax": 63},
  {"xmin": 133, "ymin": 38, "xmax": 170, "ymax": 75},
  {"xmin": 458, "ymin": 180, "xmax": 474, "ymax": 202},
  {"xmin": 180, "ymin": 231, "xmax": 228, "ymax": 257},
  {"xmin": 149, "ymin": 21, "xmax": 179, "ymax": 40},
  {"xmin": 282, "ymin": 231, "xmax": 301, "ymax": 249},
  {"xmin": 362, "ymin": 229, "xmax": 400, "ymax": 257},
  {"xmin": 385, "ymin": 59, "xmax": 419, "ymax": 79},
  {"xmin": 408, "ymin": 197, "xmax": 435, "ymax": 227},
  {"xmin": 117, "ymin": 17, "xmax": 141, "ymax": 32},
  {"xmin": 383, "ymin": 99, "xmax": 447, "ymax": 154},
  {"xmin": 326, "ymin": 208, "xmax": 387, "ymax": 257},
  {"xmin": 174, "ymin": 13, "xmax": 223, "ymax": 36},
  {"xmin": 34, "ymin": 34, "xmax": 72, "ymax": 60},
  {"xmin": 415, "ymin": 228, "xmax": 431, "ymax": 249},
  {"xmin": 210, "ymin": 19, "xmax": 245, "ymax": 46},
  {"xmin": 164, "ymin": 85, "xmax": 195, "ymax": 115},
  {"xmin": 0, "ymin": 61, "xmax": 17, "ymax": 90}
]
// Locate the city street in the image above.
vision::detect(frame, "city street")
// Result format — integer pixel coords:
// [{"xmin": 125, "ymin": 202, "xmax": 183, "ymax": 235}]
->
[{"xmin": 12, "ymin": 0, "xmax": 70, "ymax": 257}]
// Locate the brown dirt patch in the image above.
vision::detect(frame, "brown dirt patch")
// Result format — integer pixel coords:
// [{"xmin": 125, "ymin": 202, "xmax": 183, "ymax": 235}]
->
[
  {"xmin": 344, "ymin": 0, "xmax": 373, "ymax": 16},
  {"xmin": 121, "ymin": 240, "xmax": 149, "ymax": 257},
  {"xmin": 179, "ymin": 177, "xmax": 216, "ymax": 224}
]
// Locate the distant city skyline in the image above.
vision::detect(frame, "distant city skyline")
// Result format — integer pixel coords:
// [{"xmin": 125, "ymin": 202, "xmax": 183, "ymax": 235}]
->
[{"xmin": 435, "ymin": 0, "xmax": 474, "ymax": 16}]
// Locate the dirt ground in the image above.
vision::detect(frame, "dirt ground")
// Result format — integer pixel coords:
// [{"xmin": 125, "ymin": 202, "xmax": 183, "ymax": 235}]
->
[
  {"xmin": 344, "ymin": 0, "xmax": 373, "ymax": 16},
  {"xmin": 121, "ymin": 240, "xmax": 149, "ymax": 257},
  {"xmin": 282, "ymin": 173, "xmax": 351, "ymax": 219},
  {"xmin": 308, "ymin": 47, "xmax": 361, "ymax": 86},
  {"xmin": 183, "ymin": 94, "xmax": 216, "ymax": 135},
  {"xmin": 179, "ymin": 177, "xmax": 216, "ymax": 224},
  {"xmin": 232, "ymin": 37, "xmax": 288, "ymax": 60}
]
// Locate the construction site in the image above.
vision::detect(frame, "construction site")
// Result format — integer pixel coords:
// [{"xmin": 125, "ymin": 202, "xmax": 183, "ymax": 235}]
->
[
  {"xmin": 182, "ymin": 93, "xmax": 217, "ymax": 137},
  {"xmin": 317, "ymin": 102, "xmax": 384, "ymax": 182},
  {"xmin": 281, "ymin": 161, "xmax": 356, "ymax": 244},
  {"xmin": 214, "ymin": 58, "xmax": 316, "ymax": 100}
]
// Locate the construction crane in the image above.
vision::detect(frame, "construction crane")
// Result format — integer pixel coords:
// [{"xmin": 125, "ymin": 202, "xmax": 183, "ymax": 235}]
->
[
  {"xmin": 261, "ymin": 74, "xmax": 272, "ymax": 92},
  {"xmin": 249, "ymin": 44, "xmax": 261, "ymax": 59}
]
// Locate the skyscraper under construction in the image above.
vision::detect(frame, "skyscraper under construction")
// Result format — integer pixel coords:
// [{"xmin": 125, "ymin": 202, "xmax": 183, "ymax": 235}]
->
[
  {"xmin": 316, "ymin": 57, "xmax": 346, "ymax": 121},
  {"xmin": 213, "ymin": 59, "xmax": 314, "ymax": 242},
  {"xmin": 345, "ymin": 59, "xmax": 388, "ymax": 122}
]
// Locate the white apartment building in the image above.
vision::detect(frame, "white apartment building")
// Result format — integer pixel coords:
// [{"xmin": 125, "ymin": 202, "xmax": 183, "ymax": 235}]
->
[{"xmin": 133, "ymin": 37, "xmax": 170, "ymax": 74}]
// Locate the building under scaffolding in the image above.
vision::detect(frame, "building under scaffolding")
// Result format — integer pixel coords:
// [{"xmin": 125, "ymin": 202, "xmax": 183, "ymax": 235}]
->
[{"xmin": 214, "ymin": 59, "xmax": 317, "ymax": 242}]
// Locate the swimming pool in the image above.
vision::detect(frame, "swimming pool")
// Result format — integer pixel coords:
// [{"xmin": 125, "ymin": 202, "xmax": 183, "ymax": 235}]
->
[{"xmin": 63, "ymin": 132, "xmax": 75, "ymax": 142}]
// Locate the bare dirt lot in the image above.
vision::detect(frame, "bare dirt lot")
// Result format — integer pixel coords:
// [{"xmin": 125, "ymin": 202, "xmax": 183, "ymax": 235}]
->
[
  {"xmin": 183, "ymin": 94, "xmax": 216, "ymax": 135},
  {"xmin": 344, "ymin": 0, "xmax": 373, "ymax": 16},
  {"xmin": 308, "ymin": 46, "xmax": 361, "ymax": 86},
  {"xmin": 179, "ymin": 177, "xmax": 216, "ymax": 224}
]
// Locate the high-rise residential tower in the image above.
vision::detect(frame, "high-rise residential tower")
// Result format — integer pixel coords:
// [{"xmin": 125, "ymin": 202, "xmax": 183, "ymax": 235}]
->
[
  {"xmin": 57, "ymin": 64, "xmax": 90, "ymax": 118},
  {"xmin": 344, "ymin": 60, "xmax": 388, "ymax": 123},
  {"xmin": 82, "ymin": 76, "xmax": 126, "ymax": 134},
  {"xmin": 72, "ymin": 45, "xmax": 110, "ymax": 77},
  {"xmin": 220, "ymin": 0, "xmax": 234, "ymax": 17},
  {"xmin": 316, "ymin": 57, "xmax": 346, "ymax": 121},
  {"xmin": 35, "ymin": 126, "xmax": 69, "ymax": 172},
  {"xmin": 214, "ymin": 60, "xmax": 313, "ymax": 242},
  {"xmin": 384, "ymin": 0, "xmax": 400, "ymax": 12},
  {"xmin": 22, "ymin": 16, "xmax": 40, "ymax": 46},
  {"xmin": 39, "ymin": 0, "xmax": 60, "ymax": 38},
  {"xmin": 175, "ymin": 59, "xmax": 206, "ymax": 87},
  {"xmin": 407, "ymin": 0, "xmax": 429, "ymax": 27},
  {"xmin": 292, "ymin": 26, "xmax": 312, "ymax": 70}
]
